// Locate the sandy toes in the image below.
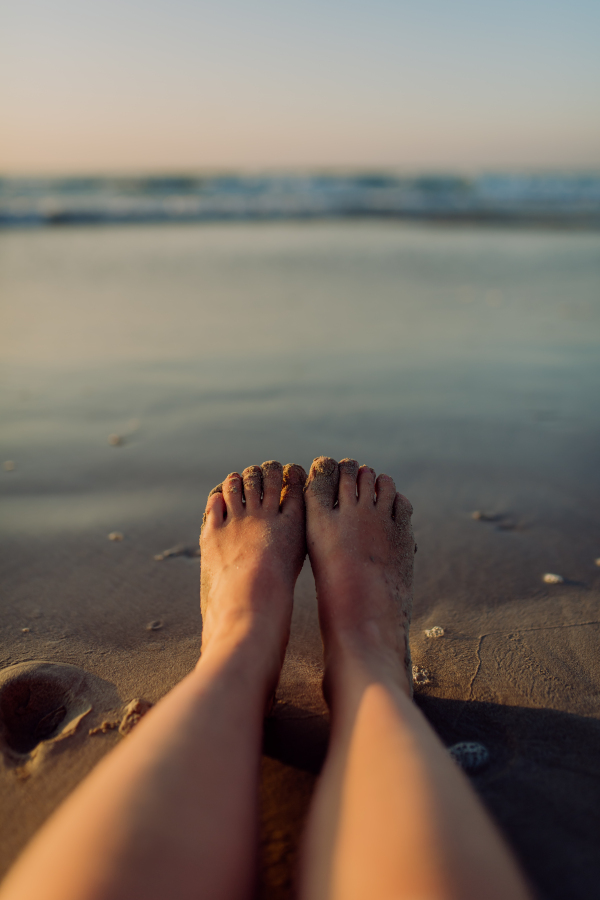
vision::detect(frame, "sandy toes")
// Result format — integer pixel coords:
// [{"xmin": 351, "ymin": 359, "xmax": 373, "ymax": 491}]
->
[
  {"xmin": 199, "ymin": 461, "xmax": 307, "ymax": 688},
  {"xmin": 304, "ymin": 457, "xmax": 415, "ymax": 695}
]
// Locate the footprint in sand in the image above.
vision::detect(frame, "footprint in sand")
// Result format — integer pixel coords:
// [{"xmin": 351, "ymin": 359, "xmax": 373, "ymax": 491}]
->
[{"xmin": 0, "ymin": 661, "xmax": 93, "ymax": 761}]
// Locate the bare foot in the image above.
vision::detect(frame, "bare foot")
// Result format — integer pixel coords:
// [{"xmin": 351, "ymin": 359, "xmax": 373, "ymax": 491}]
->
[
  {"xmin": 200, "ymin": 461, "xmax": 307, "ymax": 692},
  {"xmin": 304, "ymin": 457, "xmax": 415, "ymax": 697}
]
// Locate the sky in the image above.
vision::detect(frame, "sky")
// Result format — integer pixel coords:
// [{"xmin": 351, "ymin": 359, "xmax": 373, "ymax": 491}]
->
[{"xmin": 1, "ymin": 0, "xmax": 599, "ymax": 174}]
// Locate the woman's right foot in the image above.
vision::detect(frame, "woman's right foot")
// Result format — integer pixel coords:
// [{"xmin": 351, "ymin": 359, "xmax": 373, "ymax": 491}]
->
[{"xmin": 304, "ymin": 457, "xmax": 415, "ymax": 698}]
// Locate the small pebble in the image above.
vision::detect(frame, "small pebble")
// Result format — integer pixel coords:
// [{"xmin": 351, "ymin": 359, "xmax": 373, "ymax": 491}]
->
[
  {"xmin": 146, "ymin": 620, "xmax": 164, "ymax": 631},
  {"xmin": 425, "ymin": 626, "xmax": 445, "ymax": 639},
  {"xmin": 412, "ymin": 665, "xmax": 433, "ymax": 686},
  {"xmin": 449, "ymin": 741, "xmax": 490, "ymax": 773},
  {"xmin": 471, "ymin": 510, "xmax": 501, "ymax": 522},
  {"xmin": 3, "ymin": 460, "xmax": 15, "ymax": 472},
  {"xmin": 543, "ymin": 573, "xmax": 564, "ymax": 584},
  {"xmin": 108, "ymin": 434, "xmax": 124, "ymax": 446},
  {"xmin": 21, "ymin": 627, "xmax": 30, "ymax": 633},
  {"xmin": 595, "ymin": 558, "xmax": 600, "ymax": 567},
  {"xmin": 108, "ymin": 531, "xmax": 124, "ymax": 542}
]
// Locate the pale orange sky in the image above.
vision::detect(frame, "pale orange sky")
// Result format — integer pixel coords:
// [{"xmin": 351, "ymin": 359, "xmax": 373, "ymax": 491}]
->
[{"xmin": 2, "ymin": 0, "xmax": 599, "ymax": 174}]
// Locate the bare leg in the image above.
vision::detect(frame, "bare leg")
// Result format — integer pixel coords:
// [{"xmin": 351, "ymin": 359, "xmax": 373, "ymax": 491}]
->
[
  {"xmin": 299, "ymin": 457, "xmax": 533, "ymax": 900},
  {"xmin": 0, "ymin": 461, "xmax": 306, "ymax": 900}
]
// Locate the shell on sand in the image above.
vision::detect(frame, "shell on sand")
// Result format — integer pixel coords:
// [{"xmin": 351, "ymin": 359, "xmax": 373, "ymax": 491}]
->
[
  {"xmin": 412, "ymin": 666, "xmax": 433, "ymax": 686},
  {"xmin": 449, "ymin": 741, "xmax": 490, "ymax": 773},
  {"xmin": 108, "ymin": 532, "xmax": 124, "ymax": 542},
  {"xmin": 543, "ymin": 573, "xmax": 564, "ymax": 584},
  {"xmin": 425, "ymin": 626, "xmax": 445, "ymax": 639}
]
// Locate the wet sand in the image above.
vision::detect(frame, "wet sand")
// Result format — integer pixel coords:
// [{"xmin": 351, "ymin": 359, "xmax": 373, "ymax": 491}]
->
[{"xmin": 1, "ymin": 222, "xmax": 599, "ymax": 898}]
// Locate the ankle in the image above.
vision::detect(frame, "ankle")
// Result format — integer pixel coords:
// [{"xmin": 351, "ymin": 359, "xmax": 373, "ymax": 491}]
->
[
  {"xmin": 198, "ymin": 620, "xmax": 285, "ymax": 700},
  {"xmin": 322, "ymin": 633, "xmax": 412, "ymax": 708}
]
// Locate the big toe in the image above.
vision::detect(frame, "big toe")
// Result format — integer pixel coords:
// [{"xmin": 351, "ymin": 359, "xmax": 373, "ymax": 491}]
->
[{"xmin": 305, "ymin": 456, "xmax": 339, "ymax": 510}]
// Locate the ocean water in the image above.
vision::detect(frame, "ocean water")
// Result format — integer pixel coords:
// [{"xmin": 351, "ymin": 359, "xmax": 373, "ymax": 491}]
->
[
  {"xmin": 1, "ymin": 221, "xmax": 599, "ymax": 538},
  {"xmin": 1, "ymin": 173, "xmax": 600, "ymax": 228}
]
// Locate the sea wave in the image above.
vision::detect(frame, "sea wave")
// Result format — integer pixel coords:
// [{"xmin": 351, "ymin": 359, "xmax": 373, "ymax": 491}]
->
[{"xmin": 1, "ymin": 173, "xmax": 599, "ymax": 228}]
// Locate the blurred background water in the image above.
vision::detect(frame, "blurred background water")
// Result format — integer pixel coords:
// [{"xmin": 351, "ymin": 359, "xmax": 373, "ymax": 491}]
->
[
  {"xmin": 2, "ymin": 174, "xmax": 600, "ymax": 227},
  {"xmin": 1, "ymin": 220, "xmax": 599, "ymax": 537}
]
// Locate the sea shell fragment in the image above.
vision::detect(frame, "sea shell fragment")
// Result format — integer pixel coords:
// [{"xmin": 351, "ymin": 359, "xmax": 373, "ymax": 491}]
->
[
  {"xmin": 412, "ymin": 666, "xmax": 433, "ymax": 686},
  {"xmin": 449, "ymin": 741, "xmax": 490, "ymax": 773},
  {"xmin": 424, "ymin": 626, "xmax": 445, "ymax": 639},
  {"xmin": 543, "ymin": 573, "xmax": 564, "ymax": 584}
]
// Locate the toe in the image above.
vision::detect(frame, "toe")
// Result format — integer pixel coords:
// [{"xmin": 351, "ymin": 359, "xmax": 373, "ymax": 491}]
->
[
  {"xmin": 375, "ymin": 473, "xmax": 396, "ymax": 513},
  {"xmin": 242, "ymin": 465, "xmax": 263, "ymax": 511},
  {"xmin": 201, "ymin": 488, "xmax": 225, "ymax": 532},
  {"xmin": 305, "ymin": 457, "xmax": 339, "ymax": 510},
  {"xmin": 338, "ymin": 458, "xmax": 359, "ymax": 506},
  {"xmin": 281, "ymin": 463, "xmax": 307, "ymax": 517},
  {"xmin": 357, "ymin": 465, "xmax": 376, "ymax": 506},
  {"xmin": 393, "ymin": 491, "xmax": 413, "ymax": 525},
  {"xmin": 223, "ymin": 472, "xmax": 244, "ymax": 517},
  {"xmin": 261, "ymin": 460, "xmax": 284, "ymax": 511}
]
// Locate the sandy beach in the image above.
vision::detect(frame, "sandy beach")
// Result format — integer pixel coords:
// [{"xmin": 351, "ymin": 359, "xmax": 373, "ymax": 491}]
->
[{"xmin": 1, "ymin": 221, "xmax": 599, "ymax": 898}]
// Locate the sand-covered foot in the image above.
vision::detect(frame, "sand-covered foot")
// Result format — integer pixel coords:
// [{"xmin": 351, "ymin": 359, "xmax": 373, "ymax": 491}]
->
[
  {"xmin": 305, "ymin": 457, "xmax": 415, "ymax": 696},
  {"xmin": 200, "ymin": 461, "xmax": 307, "ymax": 689}
]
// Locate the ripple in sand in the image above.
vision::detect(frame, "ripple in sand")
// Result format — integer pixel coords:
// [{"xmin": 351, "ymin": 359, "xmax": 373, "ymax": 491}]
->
[
  {"xmin": 154, "ymin": 544, "xmax": 200, "ymax": 561},
  {"xmin": 119, "ymin": 699, "xmax": 153, "ymax": 735},
  {"xmin": 89, "ymin": 699, "xmax": 153, "ymax": 738}
]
